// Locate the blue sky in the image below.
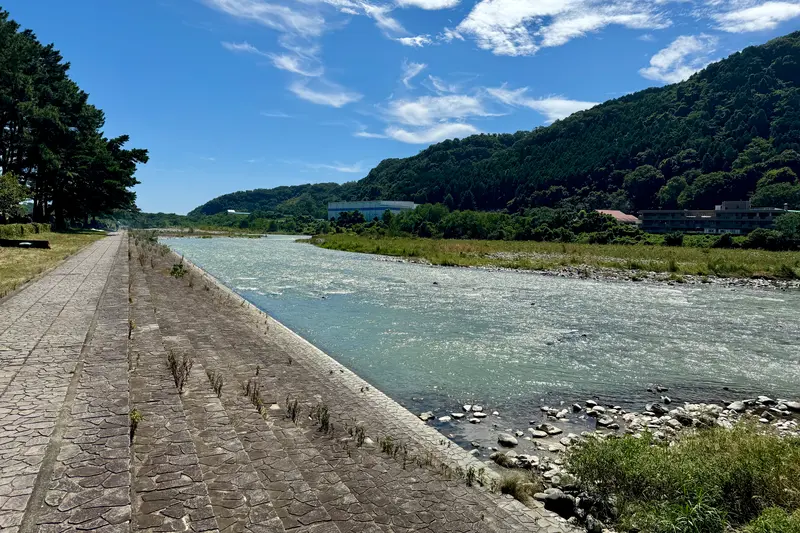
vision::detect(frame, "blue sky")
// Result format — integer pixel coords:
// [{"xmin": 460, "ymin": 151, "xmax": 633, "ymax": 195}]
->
[{"xmin": 5, "ymin": 0, "xmax": 800, "ymax": 214}]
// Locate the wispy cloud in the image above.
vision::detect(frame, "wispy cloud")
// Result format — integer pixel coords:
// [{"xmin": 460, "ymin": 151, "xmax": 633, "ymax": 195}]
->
[
  {"xmin": 304, "ymin": 161, "xmax": 367, "ymax": 172},
  {"xmin": 396, "ymin": 0, "xmax": 461, "ymax": 9},
  {"xmin": 487, "ymin": 85, "xmax": 598, "ymax": 123},
  {"xmin": 289, "ymin": 80, "xmax": 363, "ymax": 107},
  {"xmin": 268, "ymin": 53, "xmax": 324, "ymax": 76},
  {"xmin": 260, "ymin": 110, "xmax": 293, "ymax": 118},
  {"xmin": 387, "ymin": 94, "xmax": 490, "ymax": 126},
  {"xmin": 200, "ymin": 156, "xmax": 217, "ymax": 162},
  {"xmin": 428, "ymin": 75, "xmax": 459, "ymax": 94},
  {"xmin": 639, "ymin": 34, "xmax": 717, "ymax": 84},
  {"xmin": 401, "ymin": 60, "xmax": 427, "ymax": 88},
  {"xmin": 204, "ymin": 0, "xmax": 326, "ymax": 37},
  {"xmin": 354, "ymin": 130, "xmax": 389, "ymax": 139},
  {"xmin": 713, "ymin": 1, "xmax": 800, "ymax": 32},
  {"xmin": 222, "ymin": 41, "xmax": 269, "ymax": 55}
]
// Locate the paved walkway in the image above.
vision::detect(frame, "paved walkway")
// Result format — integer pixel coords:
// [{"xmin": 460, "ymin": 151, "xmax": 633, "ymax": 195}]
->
[{"xmin": 0, "ymin": 234, "xmax": 573, "ymax": 533}]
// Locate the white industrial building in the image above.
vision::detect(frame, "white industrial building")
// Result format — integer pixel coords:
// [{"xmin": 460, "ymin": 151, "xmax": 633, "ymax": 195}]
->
[{"xmin": 327, "ymin": 201, "xmax": 417, "ymax": 221}]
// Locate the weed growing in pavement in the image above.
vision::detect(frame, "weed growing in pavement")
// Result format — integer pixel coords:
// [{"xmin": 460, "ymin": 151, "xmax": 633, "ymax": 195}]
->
[
  {"xmin": 311, "ymin": 403, "xmax": 331, "ymax": 433},
  {"xmin": 286, "ymin": 397, "xmax": 300, "ymax": 424},
  {"xmin": 129, "ymin": 408, "xmax": 143, "ymax": 443},
  {"xmin": 170, "ymin": 260, "xmax": 186, "ymax": 278},
  {"xmin": 167, "ymin": 350, "xmax": 193, "ymax": 393},
  {"xmin": 206, "ymin": 369, "xmax": 223, "ymax": 397}
]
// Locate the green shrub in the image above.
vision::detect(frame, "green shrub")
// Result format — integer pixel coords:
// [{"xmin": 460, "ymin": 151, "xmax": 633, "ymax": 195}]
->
[
  {"xmin": 663, "ymin": 231, "xmax": 684, "ymax": 246},
  {"xmin": 712, "ymin": 233, "xmax": 735, "ymax": 249},
  {"xmin": 745, "ymin": 507, "xmax": 800, "ymax": 533},
  {"xmin": 566, "ymin": 425, "xmax": 800, "ymax": 532},
  {"xmin": 0, "ymin": 222, "xmax": 50, "ymax": 238}
]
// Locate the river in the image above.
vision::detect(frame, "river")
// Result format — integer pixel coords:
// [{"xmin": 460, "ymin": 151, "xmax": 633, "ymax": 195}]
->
[{"xmin": 163, "ymin": 235, "xmax": 800, "ymax": 442}]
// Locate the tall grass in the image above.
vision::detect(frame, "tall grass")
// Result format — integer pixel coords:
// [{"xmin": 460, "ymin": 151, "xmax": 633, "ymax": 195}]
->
[
  {"xmin": 566, "ymin": 424, "xmax": 800, "ymax": 533},
  {"xmin": 312, "ymin": 234, "xmax": 800, "ymax": 280}
]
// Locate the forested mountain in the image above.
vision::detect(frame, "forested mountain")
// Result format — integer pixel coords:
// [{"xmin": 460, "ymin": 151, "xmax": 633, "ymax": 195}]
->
[
  {"xmin": 193, "ymin": 31, "xmax": 800, "ymax": 217},
  {"xmin": 189, "ymin": 183, "xmax": 345, "ymax": 219},
  {"xmin": 0, "ymin": 10, "xmax": 147, "ymax": 227}
]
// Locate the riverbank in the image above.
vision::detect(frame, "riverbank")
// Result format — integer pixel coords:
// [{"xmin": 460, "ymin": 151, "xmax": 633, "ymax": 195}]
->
[
  {"xmin": 310, "ymin": 234, "xmax": 800, "ymax": 289},
  {"xmin": 0, "ymin": 230, "xmax": 106, "ymax": 298},
  {"xmin": 158, "ymin": 234, "xmax": 800, "ymax": 532}
]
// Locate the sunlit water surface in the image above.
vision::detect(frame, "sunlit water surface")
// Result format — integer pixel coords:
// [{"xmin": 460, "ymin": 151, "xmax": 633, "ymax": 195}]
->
[{"xmin": 164, "ymin": 236, "xmax": 800, "ymax": 428}]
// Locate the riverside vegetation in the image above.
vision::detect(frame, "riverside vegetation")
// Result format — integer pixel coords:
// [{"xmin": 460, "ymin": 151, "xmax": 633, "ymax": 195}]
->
[
  {"xmin": 471, "ymin": 394, "xmax": 800, "ymax": 533},
  {"xmin": 312, "ymin": 232, "xmax": 800, "ymax": 282}
]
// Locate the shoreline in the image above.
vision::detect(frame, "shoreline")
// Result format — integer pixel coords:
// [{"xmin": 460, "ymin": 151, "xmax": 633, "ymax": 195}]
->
[
  {"xmin": 309, "ymin": 235, "xmax": 800, "ymax": 291},
  {"xmin": 331, "ymin": 244, "xmax": 800, "ymax": 291}
]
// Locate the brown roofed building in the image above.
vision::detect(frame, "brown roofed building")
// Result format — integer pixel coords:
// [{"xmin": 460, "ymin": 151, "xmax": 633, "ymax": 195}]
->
[{"xmin": 596, "ymin": 209, "xmax": 640, "ymax": 225}]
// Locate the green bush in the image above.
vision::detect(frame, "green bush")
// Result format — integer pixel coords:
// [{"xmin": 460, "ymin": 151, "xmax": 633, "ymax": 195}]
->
[
  {"xmin": 0, "ymin": 223, "xmax": 50, "ymax": 238},
  {"xmin": 663, "ymin": 231, "xmax": 684, "ymax": 246},
  {"xmin": 566, "ymin": 425, "xmax": 800, "ymax": 533},
  {"xmin": 745, "ymin": 507, "xmax": 800, "ymax": 533}
]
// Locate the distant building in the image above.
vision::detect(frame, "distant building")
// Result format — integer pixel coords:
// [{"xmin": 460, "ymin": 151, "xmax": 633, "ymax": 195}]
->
[
  {"xmin": 640, "ymin": 201, "xmax": 790, "ymax": 234},
  {"xmin": 596, "ymin": 209, "xmax": 640, "ymax": 225},
  {"xmin": 328, "ymin": 201, "xmax": 417, "ymax": 221},
  {"xmin": 226, "ymin": 209, "xmax": 250, "ymax": 215}
]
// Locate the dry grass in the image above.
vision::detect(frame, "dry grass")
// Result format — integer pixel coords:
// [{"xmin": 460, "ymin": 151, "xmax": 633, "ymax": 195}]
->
[
  {"xmin": 0, "ymin": 231, "xmax": 105, "ymax": 298},
  {"xmin": 312, "ymin": 234, "xmax": 800, "ymax": 280}
]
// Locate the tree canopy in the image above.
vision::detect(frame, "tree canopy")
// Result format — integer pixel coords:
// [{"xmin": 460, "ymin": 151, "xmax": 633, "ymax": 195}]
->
[{"xmin": 0, "ymin": 10, "xmax": 147, "ymax": 227}]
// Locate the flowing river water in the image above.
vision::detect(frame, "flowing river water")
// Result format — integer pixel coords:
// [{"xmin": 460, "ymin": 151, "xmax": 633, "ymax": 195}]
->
[{"xmin": 163, "ymin": 235, "xmax": 800, "ymax": 446}]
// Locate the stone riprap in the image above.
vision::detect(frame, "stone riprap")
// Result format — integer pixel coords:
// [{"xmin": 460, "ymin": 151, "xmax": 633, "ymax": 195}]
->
[{"xmin": 0, "ymin": 233, "xmax": 574, "ymax": 533}]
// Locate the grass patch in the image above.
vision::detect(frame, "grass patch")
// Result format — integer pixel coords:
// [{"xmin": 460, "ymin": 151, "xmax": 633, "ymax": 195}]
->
[
  {"xmin": 566, "ymin": 424, "xmax": 800, "ymax": 533},
  {"xmin": 311, "ymin": 234, "xmax": 800, "ymax": 281},
  {"xmin": 0, "ymin": 231, "xmax": 105, "ymax": 297},
  {"xmin": 499, "ymin": 472, "xmax": 541, "ymax": 504}
]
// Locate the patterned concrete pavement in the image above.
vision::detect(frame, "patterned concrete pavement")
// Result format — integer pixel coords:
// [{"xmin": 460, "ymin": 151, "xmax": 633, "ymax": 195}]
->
[{"xmin": 0, "ymin": 233, "xmax": 575, "ymax": 533}]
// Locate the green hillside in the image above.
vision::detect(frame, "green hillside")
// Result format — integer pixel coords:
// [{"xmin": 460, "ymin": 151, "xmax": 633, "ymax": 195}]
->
[{"xmin": 192, "ymin": 31, "xmax": 800, "ymax": 217}]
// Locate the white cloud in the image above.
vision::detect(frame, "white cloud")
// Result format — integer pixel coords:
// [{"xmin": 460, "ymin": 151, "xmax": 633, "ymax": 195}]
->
[
  {"xmin": 268, "ymin": 53, "xmax": 324, "ymax": 76},
  {"xmin": 487, "ymin": 86, "xmax": 598, "ymax": 122},
  {"xmin": 428, "ymin": 75, "xmax": 458, "ymax": 93},
  {"xmin": 456, "ymin": 0, "xmax": 672, "ymax": 56},
  {"xmin": 386, "ymin": 123, "xmax": 479, "ymax": 143},
  {"xmin": 289, "ymin": 80, "xmax": 363, "ymax": 107},
  {"xmin": 204, "ymin": 0, "xmax": 326, "ymax": 37},
  {"xmin": 440, "ymin": 26, "xmax": 464, "ymax": 42},
  {"xmin": 401, "ymin": 60, "xmax": 427, "ymax": 88},
  {"xmin": 396, "ymin": 0, "xmax": 460, "ymax": 9},
  {"xmin": 540, "ymin": 11, "xmax": 669, "ymax": 48},
  {"xmin": 221, "ymin": 41, "xmax": 270, "ymax": 55},
  {"xmin": 395, "ymin": 35, "xmax": 433, "ymax": 46},
  {"xmin": 639, "ymin": 34, "xmax": 717, "ymax": 84},
  {"xmin": 713, "ymin": 1, "xmax": 800, "ymax": 32},
  {"xmin": 387, "ymin": 94, "xmax": 489, "ymax": 126}
]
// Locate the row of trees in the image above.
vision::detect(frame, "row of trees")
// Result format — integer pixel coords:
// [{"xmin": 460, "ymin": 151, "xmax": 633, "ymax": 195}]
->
[
  {"xmin": 0, "ymin": 10, "xmax": 147, "ymax": 227},
  {"xmin": 333, "ymin": 204, "xmax": 800, "ymax": 250}
]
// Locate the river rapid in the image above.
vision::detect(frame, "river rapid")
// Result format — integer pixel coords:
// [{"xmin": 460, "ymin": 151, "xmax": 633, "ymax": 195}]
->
[{"xmin": 163, "ymin": 235, "xmax": 800, "ymax": 445}]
